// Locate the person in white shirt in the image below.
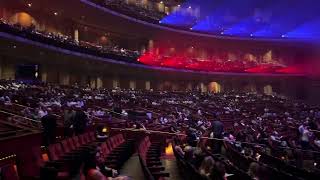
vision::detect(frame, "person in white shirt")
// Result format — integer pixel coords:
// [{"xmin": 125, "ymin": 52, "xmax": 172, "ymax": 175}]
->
[
  {"xmin": 37, "ymin": 107, "xmax": 48, "ymax": 119},
  {"xmin": 146, "ymin": 112, "xmax": 152, "ymax": 120},
  {"xmin": 93, "ymin": 109, "xmax": 105, "ymax": 117},
  {"xmin": 301, "ymin": 127, "xmax": 311, "ymax": 149}
]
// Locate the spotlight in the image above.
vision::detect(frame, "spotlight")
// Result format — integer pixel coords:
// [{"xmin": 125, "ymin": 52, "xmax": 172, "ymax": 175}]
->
[
  {"xmin": 188, "ymin": 6, "xmax": 192, "ymax": 9},
  {"xmin": 160, "ymin": 1, "xmax": 163, "ymax": 4},
  {"xmin": 27, "ymin": 3, "xmax": 32, "ymax": 7},
  {"xmin": 190, "ymin": 27, "xmax": 193, "ymax": 30},
  {"xmin": 220, "ymin": 32, "xmax": 224, "ymax": 35},
  {"xmin": 281, "ymin": 35, "xmax": 286, "ymax": 38},
  {"xmin": 250, "ymin": 34, "xmax": 253, "ymax": 37},
  {"xmin": 159, "ymin": 20, "xmax": 162, "ymax": 23},
  {"xmin": 178, "ymin": 4, "xmax": 181, "ymax": 7},
  {"xmin": 54, "ymin": 12, "xmax": 58, "ymax": 16}
]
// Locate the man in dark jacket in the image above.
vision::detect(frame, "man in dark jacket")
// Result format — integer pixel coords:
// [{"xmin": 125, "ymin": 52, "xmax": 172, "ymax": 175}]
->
[
  {"xmin": 41, "ymin": 111, "xmax": 57, "ymax": 146},
  {"xmin": 211, "ymin": 120, "xmax": 224, "ymax": 153},
  {"xmin": 73, "ymin": 109, "xmax": 88, "ymax": 135}
]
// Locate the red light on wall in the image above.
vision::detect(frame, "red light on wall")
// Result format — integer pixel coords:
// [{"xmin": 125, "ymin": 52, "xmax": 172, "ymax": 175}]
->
[
  {"xmin": 276, "ymin": 66, "xmax": 305, "ymax": 74},
  {"xmin": 138, "ymin": 48, "xmax": 307, "ymax": 75}
]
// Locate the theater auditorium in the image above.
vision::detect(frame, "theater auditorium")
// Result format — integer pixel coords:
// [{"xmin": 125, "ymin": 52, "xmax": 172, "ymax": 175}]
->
[{"xmin": 0, "ymin": 0, "xmax": 320, "ymax": 179}]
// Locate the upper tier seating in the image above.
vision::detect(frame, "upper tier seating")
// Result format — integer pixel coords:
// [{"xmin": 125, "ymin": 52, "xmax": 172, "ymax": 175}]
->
[
  {"xmin": 90, "ymin": 0, "xmax": 166, "ymax": 23},
  {"xmin": 0, "ymin": 19, "xmax": 140, "ymax": 64}
]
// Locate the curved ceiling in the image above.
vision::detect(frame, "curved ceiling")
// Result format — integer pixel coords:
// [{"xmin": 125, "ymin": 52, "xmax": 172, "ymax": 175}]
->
[{"xmin": 161, "ymin": 0, "xmax": 320, "ymax": 41}]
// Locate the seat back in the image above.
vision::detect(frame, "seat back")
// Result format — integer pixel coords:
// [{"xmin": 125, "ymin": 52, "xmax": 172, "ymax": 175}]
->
[
  {"xmin": 19, "ymin": 146, "xmax": 43, "ymax": 177},
  {"xmin": 67, "ymin": 138, "xmax": 76, "ymax": 150},
  {"xmin": 61, "ymin": 140, "xmax": 71, "ymax": 153},
  {"xmin": 72, "ymin": 136, "xmax": 81, "ymax": 148},
  {"xmin": 106, "ymin": 139, "xmax": 114, "ymax": 149},
  {"xmin": 84, "ymin": 133, "xmax": 91, "ymax": 143},
  {"xmin": 1, "ymin": 164, "xmax": 19, "ymax": 180},
  {"xmin": 48, "ymin": 143, "xmax": 64, "ymax": 161},
  {"xmin": 48, "ymin": 144, "xmax": 59, "ymax": 161},
  {"xmin": 0, "ymin": 159, "xmax": 19, "ymax": 180},
  {"xmin": 89, "ymin": 132, "xmax": 95, "ymax": 142},
  {"xmin": 79, "ymin": 134, "xmax": 86, "ymax": 145}
]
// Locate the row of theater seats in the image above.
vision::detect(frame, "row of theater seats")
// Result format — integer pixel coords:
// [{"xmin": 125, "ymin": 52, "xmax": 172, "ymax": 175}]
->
[
  {"xmin": 138, "ymin": 136, "xmax": 169, "ymax": 180},
  {"xmin": 172, "ymin": 140, "xmax": 252, "ymax": 180},
  {"xmin": 46, "ymin": 132, "xmax": 134, "ymax": 179},
  {"xmin": 0, "ymin": 156, "xmax": 19, "ymax": 180},
  {"xmin": 44, "ymin": 132, "xmax": 102, "ymax": 179},
  {"xmin": 259, "ymin": 152, "xmax": 320, "ymax": 179},
  {"xmin": 223, "ymin": 142, "xmax": 305, "ymax": 180},
  {"xmin": 99, "ymin": 134, "xmax": 134, "ymax": 170},
  {"xmin": 25, "ymin": 132, "xmax": 100, "ymax": 179},
  {"xmin": 0, "ymin": 132, "xmax": 134, "ymax": 180}
]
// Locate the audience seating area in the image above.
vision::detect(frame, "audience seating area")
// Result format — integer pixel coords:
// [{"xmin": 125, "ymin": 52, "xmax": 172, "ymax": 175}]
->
[{"xmin": 0, "ymin": 81, "xmax": 319, "ymax": 179}]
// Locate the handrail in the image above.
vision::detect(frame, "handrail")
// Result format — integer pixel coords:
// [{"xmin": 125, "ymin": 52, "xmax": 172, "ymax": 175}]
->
[
  {"xmin": 95, "ymin": 106, "xmax": 122, "ymax": 116},
  {"xmin": 0, "ymin": 110, "xmax": 40, "ymax": 123},
  {"xmin": 137, "ymin": 107, "xmax": 161, "ymax": 116},
  {"xmin": 12, "ymin": 103, "xmax": 62, "ymax": 118},
  {"xmin": 13, "ymin": 103, "xmax": 127, "ymax": 124},
  {"xmin": 87, "ymin": 113, "xmax": 103, "ymax": 120},
  {"xmin": 310, "ymin": 129, "xmax": 320, "ymax": 133}
]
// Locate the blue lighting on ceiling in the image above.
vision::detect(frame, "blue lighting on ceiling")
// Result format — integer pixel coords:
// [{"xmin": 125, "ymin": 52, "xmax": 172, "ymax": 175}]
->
[
  {"xmin": 159, "ymin": 0, "xmax": 320, "ymax": 41},
  {"xmin": 285, "ymin": 19, "xmax": 320, "ymax": 39},
  {"xmin": 223, "ymin": 18, "xmax": 266, "ymax": 36},
  {"xmin": 160, "ymin": 0, "xmax": 200, "ymax": 27}
]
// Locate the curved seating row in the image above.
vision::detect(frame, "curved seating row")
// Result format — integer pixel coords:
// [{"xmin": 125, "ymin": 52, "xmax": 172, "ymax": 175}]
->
[
  {"xmin": 11, "ymin": 132, "xmax": 133, "ymax": 179},
  {"xmin": 224, "ymin": 142, "xmax": 305, "ymax": 180},
  {"xmin": 172, "ymin": 139, "xmax": 252, "ymax": 180}
]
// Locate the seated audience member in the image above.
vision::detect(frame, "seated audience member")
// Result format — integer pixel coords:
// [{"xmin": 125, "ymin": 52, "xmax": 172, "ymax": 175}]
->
[
  {"xmin": 83, "ymin": 151, "xmax": 129, "ymax": 180},
  {"xmin": 193, "ymin": 147, "xmax": 205, "ymax": 169},
  {"xmin": 199, "ymin": 156, "xmax": 215, "ymax": 178},
  {"xmin": 170, "ymin": 124, "xmax": 180, "ymax": 133},
  {"xmin": 186, "ymin": 128, "xmax": 198, "ymax": 147},
  {"xmin": 248, "ymin": 162, "xmax": 260, "ymax": 180},
  {"xmin": 210, "ymin": 161, "xmax": 227, "ymax": 180},
  {"xmin": 184, "ymin": 146, "xmax": 194, "ymax": 162},
  {"xmin": 175, "ymin": 145, "xmax": 185, "ymax": 157},
  {"xmin": 300, "ymin": 125, "xmax": 312, "ymax": 149}
]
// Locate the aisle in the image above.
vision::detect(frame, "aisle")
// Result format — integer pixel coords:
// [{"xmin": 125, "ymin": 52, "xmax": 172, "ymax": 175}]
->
[
  {"xmin": 120, "ymin": 154, "xmax": 144, "ymax": 180},
  {"xmin": 162, "ymin": 158, "xmax": 184, "ymax": 180}
]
